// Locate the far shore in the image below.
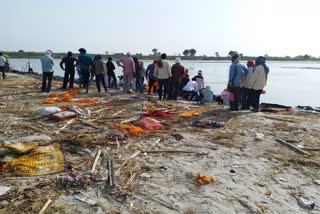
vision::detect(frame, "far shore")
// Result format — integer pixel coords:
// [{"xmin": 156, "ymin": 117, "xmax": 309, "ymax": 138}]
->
[{"xmin": 2, "ymin": 51, "xmax": 320, "ymax": 62}]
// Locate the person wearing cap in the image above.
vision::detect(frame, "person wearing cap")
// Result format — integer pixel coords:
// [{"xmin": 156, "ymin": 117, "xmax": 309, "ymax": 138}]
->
[
  {"xmin": 240, "ymin": 60, "xmax": 255, "ymax": 110},
  {"xmin": 170, "ymin": 57, "xmax": 185, "ymax": 100},
  {"xmin": 154, "ymin": 53, "xmax": 171, "ymax": 100},
  {"xmin": 193, "ymin": 70, "xmax": 205, "ymax": 91},
  {"xmin": 0, "ymin": 53, "xmax": 7, "ymax": 79},
  {"xmin": 116, "ymin": 52, "xmax": 136, "ymax": 94},
  {"xmin": 40, "ymin": 50, "xmax": 54, "ymax": 92},
  {"xmin": 78, "ymin": 48, "xmax": 93, "ymax": 93},
  {"xmin": 60, "ymin": 51, "xmax": 78, "ymax": 89},
  {"xmin": 227, "ymin": 54, "xmax": 247, "ymax": 111}
]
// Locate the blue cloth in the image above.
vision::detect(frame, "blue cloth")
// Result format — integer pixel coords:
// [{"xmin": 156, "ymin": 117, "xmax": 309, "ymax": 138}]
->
[
  {"xmin": 40, "ymin": 55, "xmax": 54, "ymax": 73},
  {"xmin": 228, "ymin": 63, "xmax": 246, "ymax": 87},
  {"xmin": 146, "ymin": 63, "xmax": 155, "ymax": 79},
  {"xmin": 78, "ymin": 54, "xmax": 93, "ymax": 67},
  {"xmin": 255, "ymin": 56, "xmax": 269, "ymax": 75}
]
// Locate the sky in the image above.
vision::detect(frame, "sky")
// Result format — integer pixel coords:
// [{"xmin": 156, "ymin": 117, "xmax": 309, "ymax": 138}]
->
[{"xmin": 2, "ymin": 0, "xmax": 320, "ymax": 57}]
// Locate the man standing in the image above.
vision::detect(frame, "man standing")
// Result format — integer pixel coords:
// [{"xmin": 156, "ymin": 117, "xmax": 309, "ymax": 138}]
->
[
  {"xmin": 60, "ymin": 51, "xmax": 78, "ymax": 89},
  {"xmin": 106, "ymin": 57, "xmax": 117, "ymax": 88},
  {"xmin": 171, "ymin": 57, "xmax": 185, "ymax": 100},
  {"xmin": 0, "ymin": 53, "xmax": 6, "ymax": 79},
  {"xmin": 227, "ymin": 54, "xmax": 247, "ymax": 111},
  {"xmin": 78, "ymin": 48, "xmax": 93, "ymax": 93},
  {"xmin": 116, "ymin": 52, "xmax": 135, "ymax": 94},
  {"xmin": 27, "ymin": 61, "xmax": 34, "ymax": 73},
  {"xmin": 40, "ymin": 50, "xmax": 54, "ymax": 92},
  {"xmin": 154, "ymin": 53, "xmax": 171, "ymax": 100},
  {"xmin": 146, "ymin": 60, "xmax": 156, "ymax": 95}
]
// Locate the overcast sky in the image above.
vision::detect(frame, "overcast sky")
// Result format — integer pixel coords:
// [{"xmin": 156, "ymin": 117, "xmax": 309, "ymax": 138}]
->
[{"xmin": 2, "ymin": 0, "xmax": 320, "ymax": 57}]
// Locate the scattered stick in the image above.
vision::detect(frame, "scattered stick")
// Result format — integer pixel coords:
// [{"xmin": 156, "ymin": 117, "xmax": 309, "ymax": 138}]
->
[
  {"xmin": 3, "ymin": 118, "xmax": 13, "ymax": 133},
  {"xmin": 142, "ymin": 150, "xmax": 209, "ymax": 155},
  {"xmin": 149, "ymin": 197, "xmax": 179, "ymax": 211},
  {"xmin": 91, "ymin": 149, "xmax": 101, "ymax": 174},
  {"xmin": 300, "ymin": 147, "xmax": 320, "ymax": 151},
  {"xmin": 116, "ymin": 138, "xmax": 161, "ymax": 175},
  {"xmin": 265, "ymin": 116, "xmax": 295, "ymax": 123},
  {"xmin": 116, "ymin": 151, "xmax": 141, "ymax": 175},
  {"xmin": 39, "ymin": 199, "xmax": 52, "ymax": 214},
  {"xmin": 107, "ymin": 159, "xmax": 115, "ymax": 187},
  {"xmin": 123, "ymin": 172, "xmax": 138, "ymax": 189},
  {"xmin": 276, "ymin": 138, "xmax": 311, "ymax": 156},
  {"xmin": 112, "ymin": 109, "xmax": 125, "ymax": 117}
]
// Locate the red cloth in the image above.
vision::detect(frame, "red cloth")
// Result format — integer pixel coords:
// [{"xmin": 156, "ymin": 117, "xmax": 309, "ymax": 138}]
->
[
  {"xmin": 247, "ymin": 60, "xmax": 255, "ymax": 68},
  {"xmin": 141, "ymin": 110, "xmax": 175, "ymax": 119},
  {"xmin": 156, "ymin": 60, "xmax": 163, "ymax": 68}
]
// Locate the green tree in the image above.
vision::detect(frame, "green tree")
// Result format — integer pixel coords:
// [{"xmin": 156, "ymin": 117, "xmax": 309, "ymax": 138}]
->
[
  {"xmin": 183, "ymin": 49, "xmax": 190, "ymax": 56},
  {"xmin": 18, "ymin": 50, "xmax": 24, "ymax": 53},
  {"xmin": 228, "ymin": 50, "xmax": 237, "ymax": 57},
  {"xmin": 190, "ymin": 49, "xmax": 196, "ymax": 56},
  {"xmin": 152, "ymin": 48, "xmax": 158, "ymax": 56}
]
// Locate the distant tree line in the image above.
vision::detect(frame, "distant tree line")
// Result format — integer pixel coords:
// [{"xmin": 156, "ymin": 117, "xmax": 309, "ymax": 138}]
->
[{"xmin": 2, "ymin": 49, "xmax": 320, "ymax": 61}]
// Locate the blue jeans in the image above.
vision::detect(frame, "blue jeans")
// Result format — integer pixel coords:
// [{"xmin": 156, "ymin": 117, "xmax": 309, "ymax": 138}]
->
[
  {"xmin": 95, "ymin": 73, "xmax": 107, "ymax": 92},
  {"xmin": 135, "ymin": 77, "xmax": 144, "ymax": 93}
]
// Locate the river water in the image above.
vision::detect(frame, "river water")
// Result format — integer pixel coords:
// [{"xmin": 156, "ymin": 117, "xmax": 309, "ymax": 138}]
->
[{"xmin": 8, "ymin": 58, "xmax": 320, "ymax": 107}]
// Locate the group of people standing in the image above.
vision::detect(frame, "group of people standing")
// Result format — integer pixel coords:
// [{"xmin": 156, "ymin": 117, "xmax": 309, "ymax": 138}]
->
[
  {"xmin": 38, "ymin": 49, "xmax": 269, "ymax": 112},
  {"xmin": 40, "ymin": 49, "xmax": 118, "ymax": 93},
  {"xmin": 116, "ymin": 52, "xmax": 209, "ymax": 101},
  {"xmin": 227, "ymin": 54, "xmax": 269, "ymax": 112}
]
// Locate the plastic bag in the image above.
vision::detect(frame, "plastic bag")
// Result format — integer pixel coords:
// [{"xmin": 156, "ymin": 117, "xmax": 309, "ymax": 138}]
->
[{"xmin": 38, "ymin": 107, "xmax": 61, "ymax": 116}]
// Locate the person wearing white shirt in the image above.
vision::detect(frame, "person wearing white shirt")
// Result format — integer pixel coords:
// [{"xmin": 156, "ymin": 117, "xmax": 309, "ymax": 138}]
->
[
  {"xmin": 182, "ymin": 77, "xmax": 198, "ymax": 101},
  {"xmin": 0, "ymin": 53, "xmax": 7, "ymax": 79}
]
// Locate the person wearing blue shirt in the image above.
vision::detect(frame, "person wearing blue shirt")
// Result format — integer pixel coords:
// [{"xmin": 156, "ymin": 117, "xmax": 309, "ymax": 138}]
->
[
  {"xmin": 78, "ymin": 48, "xmax": 93, "ymax": 93},
  {"xmin": 145, "ymin": 60, "xmax": 156, "ymax": 95},
  {"xmin": 40, "ymin": 50, "xmax": 54, "ymax": 92},
  {"xmin": 227, "ymin": 54, "xmax": 247, "ymax": 111}
]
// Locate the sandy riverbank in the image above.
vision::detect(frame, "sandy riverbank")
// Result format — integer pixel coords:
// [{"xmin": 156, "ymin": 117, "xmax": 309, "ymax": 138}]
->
[{"xmin": 0, "ymin": 73, "xmax": 319, "ymax": 214}]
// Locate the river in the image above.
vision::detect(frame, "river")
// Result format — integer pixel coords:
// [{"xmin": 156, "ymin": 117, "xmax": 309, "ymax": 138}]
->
[{"xmin": 7, "ymin": 58, "xmax": 320, "ymax": 107}]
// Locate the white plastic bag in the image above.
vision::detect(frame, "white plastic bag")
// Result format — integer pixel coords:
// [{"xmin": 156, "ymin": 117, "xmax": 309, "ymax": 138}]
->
[{"xmin": 38, "ymin": 107, "xmax": 61, "ymax": 117}]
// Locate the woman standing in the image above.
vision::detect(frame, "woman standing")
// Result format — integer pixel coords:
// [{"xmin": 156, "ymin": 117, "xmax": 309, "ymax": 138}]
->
[
  {"xmin": 93, "ymin": 55, "xmax": 108, "ymax": 92},
  {"xmin": 154, "ymin": 53, "xmax": 171, "ymax": 100},
  {"xmin": 248, "ymin": 56, "xmax": 269, "ymax": 112}
]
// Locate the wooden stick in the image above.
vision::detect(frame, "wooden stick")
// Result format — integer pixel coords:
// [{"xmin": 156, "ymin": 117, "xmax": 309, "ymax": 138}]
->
[
  {"xmin": 91, "ymin": 149, "xmax": 101, "ymax": 174},
  {"xmin": 115, "ymin": 151, "xmax": 141, "ymax": 175},
  {"xmin": 276, "ymin": 139, "xmax": 311, "ymax": 156},
  {"xmin": 116, "ymin": 138, "xmax": 161, "ymax": 175},
  {"xmin": 142, "ymin": 150, "xmax": 209, "ymax": 155},
  {"xmin": 108, "ymin": 159, "xmax": 115, "ymax": 187},
  {"xmin": 300, "ymin": 147, "xmax": 320, "ymax": 151},
  {"xmin": 39, "ymin": 199, "xmax": 52, "ymax": 214}
]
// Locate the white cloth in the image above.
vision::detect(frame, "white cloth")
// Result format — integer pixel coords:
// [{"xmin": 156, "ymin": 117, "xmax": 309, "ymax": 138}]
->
[
  {"xmin": 183, "ymin": 80, "xmax": 198, "ymax": 92},
  {"xmin": 154, "ymin": 60, "xmax": 171, "ymax": 79},
  {"xmin": 248, "ymin": 65, "xmax": 267, "ymax": 90},
  {"xmin": 0, "ymin": 56, "xmax": 6, "ymax": 66}
]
